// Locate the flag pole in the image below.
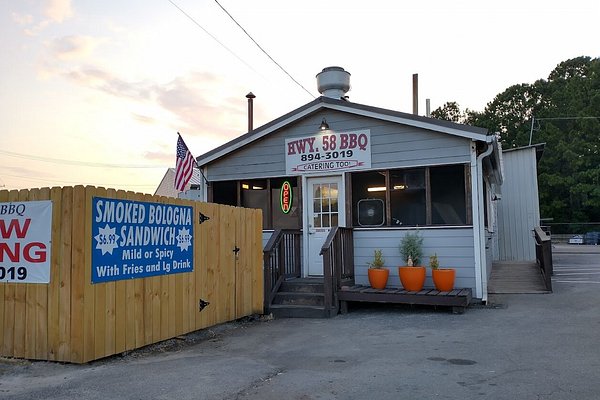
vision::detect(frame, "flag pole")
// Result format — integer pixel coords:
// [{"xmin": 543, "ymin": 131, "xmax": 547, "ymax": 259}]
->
[{"xmin": 177, "ymin": 132, "xmax": 209, "ymax": 186}]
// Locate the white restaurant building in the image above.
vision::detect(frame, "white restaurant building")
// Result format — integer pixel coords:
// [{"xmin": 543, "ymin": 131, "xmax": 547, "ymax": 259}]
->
[{"xmin": 191, "ymin": 67, "xmax": 504, "ymax": 302}]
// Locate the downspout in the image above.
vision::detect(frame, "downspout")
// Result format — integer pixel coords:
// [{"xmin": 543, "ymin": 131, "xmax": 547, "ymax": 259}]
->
[{"xmin": 476, "ymin": 140, "xmax": 494, "ymax": 303}]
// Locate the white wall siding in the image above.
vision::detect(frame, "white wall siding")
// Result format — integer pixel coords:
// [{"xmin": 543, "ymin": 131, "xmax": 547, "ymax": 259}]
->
[
  {"xmin": 207, "ymin": 111, "xmax": 472, "ymax": 181},
  {"xmin": 353, "ymin": 228, "xmax": 476, "ymax": 292},
  {"xmin": 497, "ymin": 148, "xmax": 540, "ymax": 261}
]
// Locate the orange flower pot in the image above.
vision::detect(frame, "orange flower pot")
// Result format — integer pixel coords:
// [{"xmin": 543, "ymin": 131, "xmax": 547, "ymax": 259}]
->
[
  {"xmin": 432, "ymin": 269, "xmax": 456, "ymax": 292},
  {"xmin": 368, "ymin": 268, "xmax": 389, "ymax": 290},
  {"xmin": 398, "ymin": 266, "xmax": 426, "ymax": 292}
]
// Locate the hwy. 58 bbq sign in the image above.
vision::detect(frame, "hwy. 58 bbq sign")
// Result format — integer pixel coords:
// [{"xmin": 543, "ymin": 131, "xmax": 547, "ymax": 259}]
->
[{"xmin": 285, "ymin": 129, "xmax": 371, "ymax": 175}]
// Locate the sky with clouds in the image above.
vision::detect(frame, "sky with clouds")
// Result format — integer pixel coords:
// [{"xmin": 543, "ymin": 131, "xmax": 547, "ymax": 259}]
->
[{"xmin": 1, "ymin": 0, "xmax": 598, "ymax": 193}]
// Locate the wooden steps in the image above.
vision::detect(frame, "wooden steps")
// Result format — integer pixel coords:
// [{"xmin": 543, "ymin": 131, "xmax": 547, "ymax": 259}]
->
[{"xmin": 270, "ymin": 279, "xmax": 336, "ymax": 318}]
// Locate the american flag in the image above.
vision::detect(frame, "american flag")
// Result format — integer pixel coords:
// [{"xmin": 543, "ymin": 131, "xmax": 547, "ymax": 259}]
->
[{"xmin": 175, "ymin": 135, "xmax": 195, "ymax": 192}]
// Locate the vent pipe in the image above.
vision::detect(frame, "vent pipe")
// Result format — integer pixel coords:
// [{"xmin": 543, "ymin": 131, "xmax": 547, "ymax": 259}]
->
[
  {"xmin": 316, "ymin": 67, "xmax": 351, "ymax": 99},
  {"xmin": 426, "ymin": 98, "xmax": 431, "ymax": 117},
  {"xmin": 246, "ymin": 92, "xmax": 255, "ymax": 132},
  {"xmin": 412, "ymin": 74, "xmax": 418, "ymax": 115}
]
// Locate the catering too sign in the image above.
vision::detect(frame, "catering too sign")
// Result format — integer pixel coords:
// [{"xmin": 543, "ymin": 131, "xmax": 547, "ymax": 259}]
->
[{"xmin": 285, "ymin": 129, "xmax": 371, "ymax": 174}]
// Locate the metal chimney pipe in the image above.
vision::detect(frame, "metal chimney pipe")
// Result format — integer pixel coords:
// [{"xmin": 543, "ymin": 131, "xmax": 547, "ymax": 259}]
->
[
  {"xmin": 426, "ymin": 98, "xmax": 431, "ymax": 117},
  {"xmin": 246, "ymin": 92, "xmax": 256, "ymax": 132},
  {"xmin": 412, "ymin": 74, "xmax": 418, "ymax": 115}
]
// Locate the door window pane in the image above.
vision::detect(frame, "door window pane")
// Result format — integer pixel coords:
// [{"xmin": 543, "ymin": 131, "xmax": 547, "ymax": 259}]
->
[
  {"xmin": 329, "ymin": 184, "xmax": 338, "ymax": 199},
  {"xmin": 313, "ymin": 185, "xmax": 321, "ymax": 198},
  {"xmin": 313, "ymin": 214, "xmax": 321, "ymax": 228},
  {"xmin": 313, "ymin": 199, "xmax": 321, "ymax": 213},
  {"xmin": 331, "ymin": 213, "xmax": 338, "ymax": 227},
  {"xmin": 331, "ymin": 197, "xmax": 338, "ymax": 212}
]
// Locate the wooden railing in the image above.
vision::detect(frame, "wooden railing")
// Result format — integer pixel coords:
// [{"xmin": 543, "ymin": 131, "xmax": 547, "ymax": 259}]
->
[
  {"xmin": 263, "ymin": 229, "xmax": 302, "ymax": 314},
  {"xmin": 534, "ymin": 226, "xmax": 553, "ymax": 292},
  {"xmin": 320, "ymin": 227, "xmax": 354, "ymax": 315}
]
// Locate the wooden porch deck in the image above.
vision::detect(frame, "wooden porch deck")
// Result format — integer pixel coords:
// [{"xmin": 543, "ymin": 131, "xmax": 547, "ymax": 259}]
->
[{"xmin": 337, "ymin": 285, "xmax": 473, "ymax": 314}]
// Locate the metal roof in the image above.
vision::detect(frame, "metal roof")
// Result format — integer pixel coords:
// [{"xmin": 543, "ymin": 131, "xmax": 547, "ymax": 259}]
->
[
  {"xmin": 196, "ymin": 96, "xmax": 490, "ymax": 167},
  {"xmin": 502, "ymin": 143, "xmax": 546, "ymax": 163}
]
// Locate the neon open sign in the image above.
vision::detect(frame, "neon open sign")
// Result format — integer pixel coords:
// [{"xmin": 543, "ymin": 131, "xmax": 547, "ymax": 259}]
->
[{"xmin": 280, "ymin": 181, "xmax": 292, "ymax": 214}]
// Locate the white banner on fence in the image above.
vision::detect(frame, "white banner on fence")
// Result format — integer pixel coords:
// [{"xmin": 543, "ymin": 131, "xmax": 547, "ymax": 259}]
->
[
  {"xmin": 285, "ymin": 129, "xmax": 371, "ymax": 175},
  {"xmin": 0, "ymin": 200, "xmax": 53, "ymax": 283}
]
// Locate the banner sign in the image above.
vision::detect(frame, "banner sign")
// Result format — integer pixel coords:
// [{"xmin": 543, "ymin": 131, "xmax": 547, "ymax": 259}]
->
[
  {"xmin": 92, "ymin": 197, "xmax": 193, "ymax": 283},
  {"xmin": 0, "ymin": 200, "xmax": 52, "ymax": 284},
  {"xmin": 285, "ymin": 129, "xmax": 371, "ymax": 174}
]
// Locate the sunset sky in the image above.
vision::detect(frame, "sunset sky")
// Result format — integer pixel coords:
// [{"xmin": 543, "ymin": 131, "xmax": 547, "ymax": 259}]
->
[{"xmin": 1, "ymin": 0, "xmax": 598, "ymax": 193}]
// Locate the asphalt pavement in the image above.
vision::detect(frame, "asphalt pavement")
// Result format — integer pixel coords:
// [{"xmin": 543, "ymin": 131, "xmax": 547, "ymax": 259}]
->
[{"xmin": 1, "ymin": 244, "xmax": 600, "ymax": 400}]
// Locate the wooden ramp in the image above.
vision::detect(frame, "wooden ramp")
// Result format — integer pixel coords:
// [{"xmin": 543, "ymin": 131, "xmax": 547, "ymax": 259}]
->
[{"xmin": 488, "ymin": 262, "xmax": 549, "ymax": 294}]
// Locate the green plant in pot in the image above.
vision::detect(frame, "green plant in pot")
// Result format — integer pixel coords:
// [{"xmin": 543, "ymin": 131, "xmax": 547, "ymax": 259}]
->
[
  {"xmin": 367, "ymin": 249, "xmax": 389, "ymax": 290},
  {"xmin": 398, "ymin": 231, "xmax": 426, "ymax": 291},
  {"xmin": 429, "ymin": 253, "xmax": 456, "ymax": 292}
]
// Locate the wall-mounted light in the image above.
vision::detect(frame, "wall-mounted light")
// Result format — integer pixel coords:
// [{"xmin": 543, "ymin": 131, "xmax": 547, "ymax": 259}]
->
[
  {"xmin": 242, "ymin": 183, "xmax": 250, "ymax": 189},
  {"xmin": 367, "ymin": 186, "xmax": 386, "ymax": 192},
  {"xmin": 319, "ymin": 118, "xmax": 329, "ymax": 130}
]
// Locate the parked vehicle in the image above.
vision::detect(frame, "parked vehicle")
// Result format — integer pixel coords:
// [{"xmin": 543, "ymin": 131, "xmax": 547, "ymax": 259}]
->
[
  {"xmin": 583, "ymin": 232, "xmax": 600, "ymax": 245},
  {"xmin": 568, "ymin": 235, "xmax": 584, "ymax": 244}
]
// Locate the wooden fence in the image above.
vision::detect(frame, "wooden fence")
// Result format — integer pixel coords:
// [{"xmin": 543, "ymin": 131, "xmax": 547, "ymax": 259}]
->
[{"xmin": 0, "ymin": 186, "xmax": 263, "ymax": 363}]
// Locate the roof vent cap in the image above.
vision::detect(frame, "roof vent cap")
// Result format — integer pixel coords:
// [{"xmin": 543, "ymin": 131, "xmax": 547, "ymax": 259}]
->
[{"xmin": 316, "ymin": 66, "xmax": 351, "ymax": 99}]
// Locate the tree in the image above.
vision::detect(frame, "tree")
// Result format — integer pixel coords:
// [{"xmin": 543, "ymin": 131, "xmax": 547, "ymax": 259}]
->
[
  {"xmin": 430, "ymin": 56, "xmax": 600, "ymax": 225},
  {"xmin": 538, "ymin": 57, "xmax": 600, "ymax": 224},
  {"xmin": 429, "ymin": 101, "xmax": 466, "ymax": 123}
]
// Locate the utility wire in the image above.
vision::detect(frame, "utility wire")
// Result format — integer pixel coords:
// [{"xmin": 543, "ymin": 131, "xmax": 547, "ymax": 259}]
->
[
  {"xmin": 167, "ymin": 0, "xmax": 260, "ymax": 75},
  {"xmin": 534, "ymin": 116, "xmax": 600, "ymax": 120},
  {"xmin": 529, "ymin": 115, "xmax": 600, "ymax": 145},
  {"xmin": 213, "ymin": 0, "xmax": 315, "ymax": 99},
  {"xmin": 0, "ymin": 150, "xmax": 167, "ymax": 168}
]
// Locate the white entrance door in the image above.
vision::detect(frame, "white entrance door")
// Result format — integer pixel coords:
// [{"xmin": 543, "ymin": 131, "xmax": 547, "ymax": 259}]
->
[{"xmin": 306, "ymin": 176, "xmax": 345, "ymax": 276}]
